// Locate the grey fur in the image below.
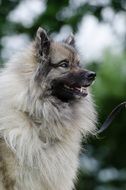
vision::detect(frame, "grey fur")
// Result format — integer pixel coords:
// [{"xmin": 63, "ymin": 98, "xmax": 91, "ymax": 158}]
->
[{"xmin": 0, "ymin": 27, "xmax": 97, "ymax": 190}]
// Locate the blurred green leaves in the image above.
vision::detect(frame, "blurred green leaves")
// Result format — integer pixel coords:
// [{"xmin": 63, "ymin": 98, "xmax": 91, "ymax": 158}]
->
[{"xmin": 93, "ymin": 52, "xmax": 126, "ymax": 103}]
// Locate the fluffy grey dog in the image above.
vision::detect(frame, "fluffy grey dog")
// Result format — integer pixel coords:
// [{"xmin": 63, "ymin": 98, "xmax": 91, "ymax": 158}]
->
[{"xmin": 0, "ymin": 27, "xmax": 96, "ymax": 190}]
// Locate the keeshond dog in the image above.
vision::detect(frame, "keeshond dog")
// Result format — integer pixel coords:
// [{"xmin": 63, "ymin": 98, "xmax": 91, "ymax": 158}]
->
[{"xmin": 0, "ymin": 27, "xmax": 96, "ymax": 190}]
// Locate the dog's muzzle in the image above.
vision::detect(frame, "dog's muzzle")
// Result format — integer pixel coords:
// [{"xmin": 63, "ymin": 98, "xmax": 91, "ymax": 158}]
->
[
  {"xmin": 51, "ymin": 69, "xmax": 96, "ymax": 102},
  {"xmin": 61, "ymin": 70, "xmax": 96, "ymax": 96}
]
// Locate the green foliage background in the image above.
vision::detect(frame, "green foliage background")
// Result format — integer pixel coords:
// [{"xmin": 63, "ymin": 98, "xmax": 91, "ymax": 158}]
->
[{"xmin": 0, "ymin": 0, "xmax": 126, "ymax": 189}]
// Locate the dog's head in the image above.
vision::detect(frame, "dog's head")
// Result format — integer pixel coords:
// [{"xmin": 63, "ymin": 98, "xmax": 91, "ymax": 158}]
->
[{"xmin": 34, "ymin": 27, "xmax": 96, "ymax": 103}]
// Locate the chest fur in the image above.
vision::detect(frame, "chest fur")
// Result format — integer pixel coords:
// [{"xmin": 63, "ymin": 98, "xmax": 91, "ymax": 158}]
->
[{"xmin": 0, "ymin": 131, "xmax": 81, "ymax": 190}]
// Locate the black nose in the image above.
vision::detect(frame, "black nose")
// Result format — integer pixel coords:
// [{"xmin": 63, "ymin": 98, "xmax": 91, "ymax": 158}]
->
[{"xmin": 86, "ymin": 71, "xmax": 96, "ymax": 80}]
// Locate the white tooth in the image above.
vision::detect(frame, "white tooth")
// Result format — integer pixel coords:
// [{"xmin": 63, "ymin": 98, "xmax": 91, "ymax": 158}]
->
[{"xmin": 80, "ymin": 87, "xmax": 83, "ymax": 93}]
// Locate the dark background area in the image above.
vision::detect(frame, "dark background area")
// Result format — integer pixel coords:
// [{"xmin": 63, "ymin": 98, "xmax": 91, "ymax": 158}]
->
[{"xmin": 0, "ymin": 0, "xmax": 126, "ymax": 189}]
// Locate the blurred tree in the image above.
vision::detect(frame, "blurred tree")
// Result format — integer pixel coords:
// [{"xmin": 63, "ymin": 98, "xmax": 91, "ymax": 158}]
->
[{"xmin": 0, "ymin": 0, "xmax": 126, "ymax": 63}]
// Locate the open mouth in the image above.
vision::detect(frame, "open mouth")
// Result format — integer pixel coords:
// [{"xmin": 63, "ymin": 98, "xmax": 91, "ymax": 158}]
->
[
  {"xmin": 51, "ymin": 70, "xmax": 96, "ymax": 102},
  {"xmin": 64, "ymin": 84, "xmax": 88, "ymax": 97},
  {"xmin": 51, "ymin": 79, "xmax": 95, "ymax": 102}
]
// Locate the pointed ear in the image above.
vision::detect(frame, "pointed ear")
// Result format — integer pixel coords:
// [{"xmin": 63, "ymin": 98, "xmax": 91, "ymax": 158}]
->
[
  {"xmin": 35, "ymin": 27, "xmax": 50, "ymax": 59},
  {"xmin": 64, "ymin": 34, "xmax": 75, "ymax": 47}
]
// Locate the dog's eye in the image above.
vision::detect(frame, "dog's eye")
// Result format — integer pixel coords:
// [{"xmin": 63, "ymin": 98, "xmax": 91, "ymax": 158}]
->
[
  {"xmin": 50, "ymin": 60, "xmax": 69, "ymax": 68},
  {"xmin": 59, "ymin": 61, "xmax": 69, "ymax": 68}
]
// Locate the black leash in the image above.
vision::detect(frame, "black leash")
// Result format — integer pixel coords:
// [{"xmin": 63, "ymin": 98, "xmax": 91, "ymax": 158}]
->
[{"xmin": 97, "ymin": 102, "xmax": 126, "ymax": 134}]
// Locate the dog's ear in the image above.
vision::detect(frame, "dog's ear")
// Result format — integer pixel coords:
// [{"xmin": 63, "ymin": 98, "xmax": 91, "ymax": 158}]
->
[
  {"xmin": 64, "ymin": 34, "xmax": 75, "ymax": 47},
  {"xmin": 35, "ymin": 27, "xmax": 50, "ymax": 60},
  {"xmin": 34, "ymin": 28, "xmax": 51, "ymax": 81}
]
